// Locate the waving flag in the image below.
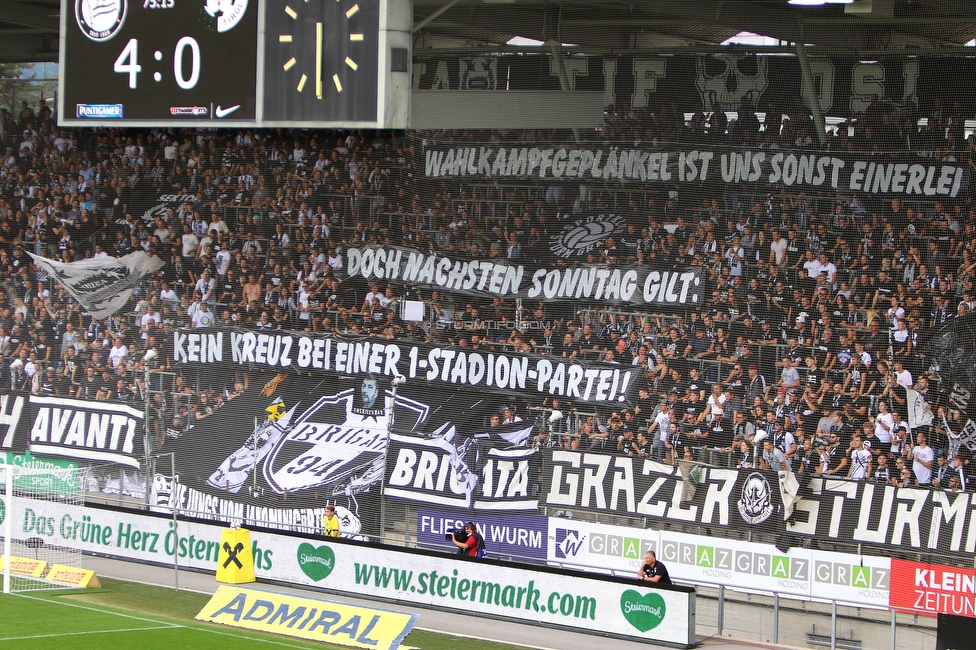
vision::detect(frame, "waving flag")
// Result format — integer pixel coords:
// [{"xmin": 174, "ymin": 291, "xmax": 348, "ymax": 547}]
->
[{"xmin": 29, "ymin": 251, "xmax": 163, "ymax": 319}]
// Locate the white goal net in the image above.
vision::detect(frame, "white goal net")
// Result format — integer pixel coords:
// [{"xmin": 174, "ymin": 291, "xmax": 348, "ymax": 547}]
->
[{"xmin": 1, "ymin": 464, "xmax": 88, "ymax": 593}]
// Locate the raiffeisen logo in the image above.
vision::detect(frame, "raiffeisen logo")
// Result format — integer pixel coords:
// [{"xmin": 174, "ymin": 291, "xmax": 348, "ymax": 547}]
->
[{"xmin": 554, "ymin": 528, "xmax": 586, "ymax": 559}]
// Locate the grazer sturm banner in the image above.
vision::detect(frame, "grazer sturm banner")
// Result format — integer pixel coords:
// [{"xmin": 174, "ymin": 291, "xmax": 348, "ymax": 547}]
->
[
  {"xmin": 384, "ymin": 430, "xmax": 539, "ymax": 512},
  {"xmin": 346, "ymin": 244, "xmax": 705, "ymax": 305},
  {"xmin": 423, "ymin": 146, "xmax": 969, "ymax": 198},
  {"xmin": 417, "ymin": 508, "xmax": 548, "ymax": 562},
  {"xmin": 27, "ymin": 395, "xmax": 145, "ymax": 468},
  {"xmin": 542, "ymin": 450, "xmax": 786, "ymax": 533},
  {"xmin": 29, "ymin": 251, "xmax": 164, "ymax": 319},
  {"xmin": 170, "ymin": 329, "xmax": 641, "ymax": 405},
  {"xmin": 786, "ymin": 475, "xmax": 976, "ymax": 556}
]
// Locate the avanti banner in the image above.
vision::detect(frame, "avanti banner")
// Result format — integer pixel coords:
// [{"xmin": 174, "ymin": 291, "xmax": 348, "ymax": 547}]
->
[{"xmin": 24, "ymin": 395, "xmax": 145, "ymax": 469}]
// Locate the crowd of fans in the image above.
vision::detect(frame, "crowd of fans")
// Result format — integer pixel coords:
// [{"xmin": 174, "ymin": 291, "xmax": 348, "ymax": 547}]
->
[{"xmin": 0, "ymin": 95, "xmax": 974, "ymax": 491}]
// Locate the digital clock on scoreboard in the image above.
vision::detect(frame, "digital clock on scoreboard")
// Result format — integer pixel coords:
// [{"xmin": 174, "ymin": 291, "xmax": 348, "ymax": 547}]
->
[{"xmin": 59, "ymin": 0, "xmax": 258, "ymax": 124}]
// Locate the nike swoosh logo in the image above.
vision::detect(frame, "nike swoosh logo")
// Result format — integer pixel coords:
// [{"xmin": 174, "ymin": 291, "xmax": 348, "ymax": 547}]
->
[{"xmin": 215, "ymin": 104, "xmax": 240, "ymax": 118}]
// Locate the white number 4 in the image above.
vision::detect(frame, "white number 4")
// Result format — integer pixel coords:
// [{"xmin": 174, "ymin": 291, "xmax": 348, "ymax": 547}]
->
[{"xmin": 114, "ymin": 38, "xmax": 141, "ymax": 89}]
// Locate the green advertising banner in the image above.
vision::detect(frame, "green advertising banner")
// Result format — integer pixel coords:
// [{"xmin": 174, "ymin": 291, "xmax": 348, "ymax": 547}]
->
[{"xmin": 0, "ymin": 451, "xmax": 79, "ymax": 496}]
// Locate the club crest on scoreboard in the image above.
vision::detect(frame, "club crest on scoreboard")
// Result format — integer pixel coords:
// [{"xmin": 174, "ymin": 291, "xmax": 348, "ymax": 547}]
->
[
  {"xmin": 204, "ymin": 0, "xmax": 249, "ymax": 33},
  {"xmin": 75, "ymin": 0, "xmax": 127, "ymax": 42}
]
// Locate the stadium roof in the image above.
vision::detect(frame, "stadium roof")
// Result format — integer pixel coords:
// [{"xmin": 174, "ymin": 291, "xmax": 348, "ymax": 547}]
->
[
  {"xmin": 1, "ymin": 0, "xmax": 975, "ymax": 62},
  {"xmin": 413, "ymin": 0, "xmax": 976, "ymax": 56}
]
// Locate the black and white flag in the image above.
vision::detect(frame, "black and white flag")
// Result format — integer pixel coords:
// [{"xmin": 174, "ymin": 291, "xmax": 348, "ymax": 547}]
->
[{"xmin": 29, "ymin": 251, "xmax": 164, "ymax": 319}]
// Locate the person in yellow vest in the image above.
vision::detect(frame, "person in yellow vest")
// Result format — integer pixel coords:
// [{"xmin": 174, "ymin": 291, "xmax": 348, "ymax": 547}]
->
[{"xmin": 323, "ymin": 504, "xmax": 340, "ymax": 538}]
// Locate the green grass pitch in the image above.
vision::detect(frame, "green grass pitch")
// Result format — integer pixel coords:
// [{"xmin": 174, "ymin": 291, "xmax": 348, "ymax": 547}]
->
[{"xmin": 0, "ymin": 578, "xmax": 531, "ymax": 650}]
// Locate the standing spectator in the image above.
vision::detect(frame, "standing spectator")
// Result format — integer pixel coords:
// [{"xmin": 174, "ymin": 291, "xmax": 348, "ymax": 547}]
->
[
  {"xmin": 907, "ymin": 431, "xmax": 935, "ymax": 485},
  {"xmin": 847, "ymin": 436, "xmax": 872, "ymax": 480}
]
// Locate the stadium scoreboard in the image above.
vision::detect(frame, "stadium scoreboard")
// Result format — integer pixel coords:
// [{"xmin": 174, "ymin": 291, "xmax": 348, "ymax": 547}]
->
[{"xmin": 58, "ymin": 0, "xmax": 410, "ymax": 127}]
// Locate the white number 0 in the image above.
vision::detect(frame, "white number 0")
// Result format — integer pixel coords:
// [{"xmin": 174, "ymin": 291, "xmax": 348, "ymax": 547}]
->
[{"xmin": 173, "ymin": 37, "xmax": 201, "ymax": 90}]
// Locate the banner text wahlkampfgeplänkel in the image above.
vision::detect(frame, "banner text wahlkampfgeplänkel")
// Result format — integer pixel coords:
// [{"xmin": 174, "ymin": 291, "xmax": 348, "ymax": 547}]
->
[{"xmin": 424, "ymin": 146, "xmax": 969, "ymax": 198}]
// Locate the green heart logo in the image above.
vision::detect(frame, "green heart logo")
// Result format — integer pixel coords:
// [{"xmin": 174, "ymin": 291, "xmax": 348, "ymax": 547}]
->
[
  {"xmin": 297, "ymin": 543, "xmax": 335, "ymax": 581},
  {"xmin": 620, "ymin": 590, "xmax": 666, "ymax": 632}
]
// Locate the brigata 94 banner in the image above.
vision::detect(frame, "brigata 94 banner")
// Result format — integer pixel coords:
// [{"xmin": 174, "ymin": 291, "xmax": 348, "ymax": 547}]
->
[
  {"xmin": 170, "ymin": 329, "xmax": 640, "ymax": 405},
  {"xmin": 152, "ymin": 371, "xmax": 536, "ymax": 537}
]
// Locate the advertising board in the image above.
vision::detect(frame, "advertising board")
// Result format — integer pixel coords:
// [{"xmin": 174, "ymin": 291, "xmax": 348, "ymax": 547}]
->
[
  {"xmin": 546, "ymin": 518, "xmax": 891, "ymax": 608},
  {"xmin": 2, "ymin": 497, "xmax": 696, "ymax": 646}
]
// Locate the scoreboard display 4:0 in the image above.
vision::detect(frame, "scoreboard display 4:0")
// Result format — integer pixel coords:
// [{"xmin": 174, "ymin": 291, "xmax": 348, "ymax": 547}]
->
[{"xmin": 59, "ymin": 0, "xmax": 258, "ymax": 124}]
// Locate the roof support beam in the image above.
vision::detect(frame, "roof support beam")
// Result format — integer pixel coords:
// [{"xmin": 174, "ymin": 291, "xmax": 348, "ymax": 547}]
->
[{"xmin": 795, "ymin": 22, "xmax": 826, "ymax": 146}]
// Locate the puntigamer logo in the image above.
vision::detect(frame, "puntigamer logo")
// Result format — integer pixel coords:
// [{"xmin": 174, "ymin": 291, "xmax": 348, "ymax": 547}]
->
[
  {"xmin": 76, "ymin": 104, "xmax": 124, "ymax": 119},
  {"xmin": 297, "ymin": 543, "xmax": 335, "ymax": 582}
]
